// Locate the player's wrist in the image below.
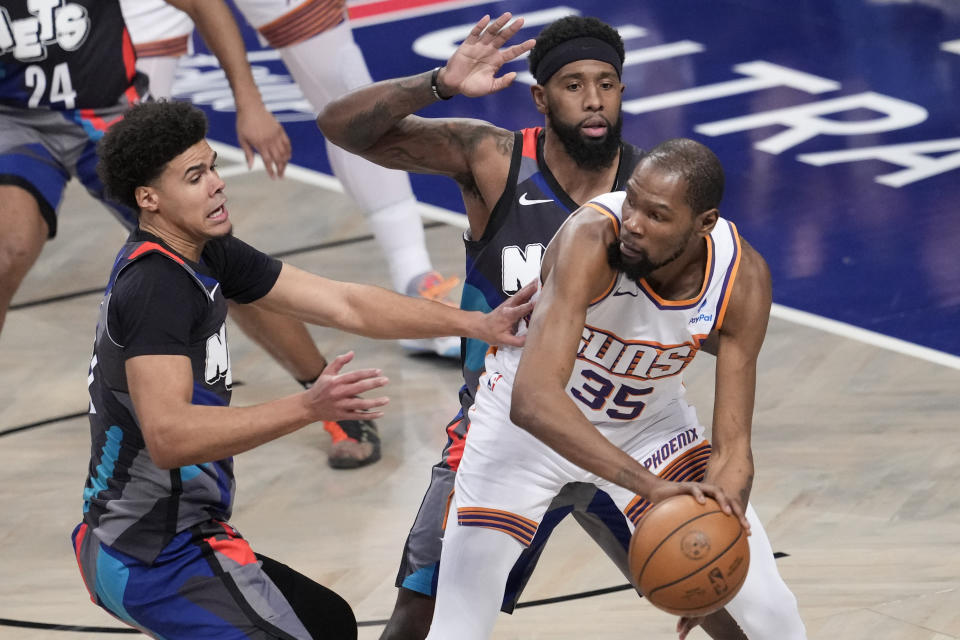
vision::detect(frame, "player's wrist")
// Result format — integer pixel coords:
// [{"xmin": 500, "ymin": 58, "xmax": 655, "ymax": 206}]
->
[{"xmin": 430, "ymin": 66, "xmax": 454, "ymax": 101}]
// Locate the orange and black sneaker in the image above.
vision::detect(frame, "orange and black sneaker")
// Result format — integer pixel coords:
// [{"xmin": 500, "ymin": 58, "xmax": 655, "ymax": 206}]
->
[
  {"xmin": 413, "ymin": 270, "xmax": 460, "ymax": 304},
  {"xmin": 323, "ymin": 419, "xmax": 381, "ymax": 469},
  {"xmin": 399, "ymin": 271, "xmax": 462, "ymax": 359}
]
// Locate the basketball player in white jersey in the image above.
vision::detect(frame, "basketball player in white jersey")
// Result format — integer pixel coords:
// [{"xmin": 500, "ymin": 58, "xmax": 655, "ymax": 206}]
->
[{"xmin": 426, "ymin": 138, "xmax": 806, "ymax": 639}]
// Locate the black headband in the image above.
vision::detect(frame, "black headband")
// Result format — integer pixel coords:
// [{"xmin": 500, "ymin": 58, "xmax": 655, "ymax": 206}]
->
[{"xmin": 533, "ymin": 37, "xmax": 623, "ymax": 85}]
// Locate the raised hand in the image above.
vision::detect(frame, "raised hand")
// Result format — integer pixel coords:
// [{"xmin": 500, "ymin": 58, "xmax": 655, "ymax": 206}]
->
[
  {"xmin": 440, "ymin": 12, "xmax": 537, "ymax": 98},
  {"xmin": 303, "ymin": 351, "xmax": 389, "ymax": 422}
]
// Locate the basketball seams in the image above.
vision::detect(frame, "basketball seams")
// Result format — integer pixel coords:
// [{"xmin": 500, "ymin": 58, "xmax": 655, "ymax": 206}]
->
[
  {"xmin": 634, "ymin": 509, "xmax": 723, "ymax": 585},
  {"xmin": 645, "ymin": 526, "xmax": 746, "ymax": 611}
]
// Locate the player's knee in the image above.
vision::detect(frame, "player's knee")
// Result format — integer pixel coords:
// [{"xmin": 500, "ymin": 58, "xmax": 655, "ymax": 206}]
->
[
  {"xmin": 735, "ymin": 585, "xmax": 804, "ymax": 640},
  {"xmin": 317, "ymin": 590, "xmax": 358, "ymax": 640}
]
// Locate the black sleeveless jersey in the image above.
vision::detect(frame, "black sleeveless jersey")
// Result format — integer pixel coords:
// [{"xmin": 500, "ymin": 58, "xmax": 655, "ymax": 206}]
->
[
  {"xmin": 458, "ymin": 128, "xmax": 645, "ymax": 412},
  {"xmin": 0, "ymin": 0, "xmax": 146, "ymax": 109},
  {"xmin": 83, "ymin": 237, "xmax": 237, "ymax": 563}
]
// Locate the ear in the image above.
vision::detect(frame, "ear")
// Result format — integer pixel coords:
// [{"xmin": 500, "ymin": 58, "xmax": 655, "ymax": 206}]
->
[
  {"xmin": 531, "ymin": 84, "xmax": 548, "ymax": 115},
  {"xmin": 135, "ymin": 185, "xmax": 159, "ymax": 213},
  {"xmin": 696, "ymin": 208, "xmax": 719, "ymax": 236}
]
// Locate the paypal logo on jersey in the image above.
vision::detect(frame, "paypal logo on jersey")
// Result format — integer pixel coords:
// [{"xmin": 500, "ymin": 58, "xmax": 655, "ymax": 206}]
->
[{"xmin": 688, "ymin": 312, "xmax": 713, "ymax": 325}]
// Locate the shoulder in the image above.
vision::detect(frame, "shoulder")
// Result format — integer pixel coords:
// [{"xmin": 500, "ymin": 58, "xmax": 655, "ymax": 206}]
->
[
  {"xmin": 735, "ymin": 235, "xmax": 771, "ymax": 293},
  {"xmin": 115, "ymin": 251, "xmax": 195, "ymax": 291},
  {"xmin": 587, "ymin": 190, "xmax": 627, "ymax": 213},
  {"xmin": 112, "ymin": 252, "xmax": 207, "ymax": 311},
  {"xmin": 201, "ymin": 234, "xmax": 259, "ymax": 269},
  {"xmin": 719, "ymin": 234, "xmax": 772, "ymax": 335}
]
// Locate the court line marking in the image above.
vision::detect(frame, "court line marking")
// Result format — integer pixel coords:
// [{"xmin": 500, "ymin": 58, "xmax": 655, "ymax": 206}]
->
[
  {"xmin": 941, "ymin": 39, "xmax": 960, "ymax": 55},
  {"xmin": 207, "ymin": 142, "xmax": 960, "ymax": 371}
]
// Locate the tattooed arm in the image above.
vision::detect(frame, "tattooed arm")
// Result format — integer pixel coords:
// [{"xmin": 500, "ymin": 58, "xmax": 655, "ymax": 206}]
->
[{"xmin": 316, "ymin": 12, "xmax": 536, "ymax": 236}]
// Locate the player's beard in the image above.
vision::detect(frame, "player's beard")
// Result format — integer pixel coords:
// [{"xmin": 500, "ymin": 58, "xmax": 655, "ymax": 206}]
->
[
  {"xmin": 606, "ymin": 232, "xmax": 691, "ymax": 285},
  {"xmin": 548, "ymin": 111, "xmax": 623, "ymax": 171}
]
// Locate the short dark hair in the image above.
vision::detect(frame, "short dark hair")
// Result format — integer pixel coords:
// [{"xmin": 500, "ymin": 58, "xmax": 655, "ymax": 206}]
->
[
  {"xmin": 640, "ymin": 138, "xmax": 725, "ymax": 215},
  {"xmin": 528, "ymin": 16, "xmax": 625, "ymax": 80},
  {"xmin": 97, "ymin": 100, "xmax": 208, "ymax": 210}
]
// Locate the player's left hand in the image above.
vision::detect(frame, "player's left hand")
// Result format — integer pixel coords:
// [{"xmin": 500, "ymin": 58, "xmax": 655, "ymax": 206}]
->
[
  {"xmin": 481, "ymin": 279, "xmax": 536, "ymax": 347},
  {"xmin": 236, "ymin": 104, "xmax": 291, "ymax": 179},
  {"xmin": 648, "ymin": 479, "xmax": 751, "ymax": 534}
]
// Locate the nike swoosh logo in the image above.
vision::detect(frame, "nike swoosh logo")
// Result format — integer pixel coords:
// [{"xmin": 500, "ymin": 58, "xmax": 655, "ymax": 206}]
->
[
  {"xmin": 518, "ymin": 192, "xmax": 553, "ymax": 206},
  {"xmin": 612, "ymin": 289, "xmax": 638, "ymax": 297}
]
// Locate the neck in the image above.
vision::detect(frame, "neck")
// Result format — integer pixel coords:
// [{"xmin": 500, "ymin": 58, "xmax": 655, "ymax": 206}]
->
[
  {"xmin": 644, "ymin": 236, "xmax": 710, "ymax": 300},
  {"xmin": 139, "ymin": 220, "xmax": 204, "ymax": 262},
  {"xmin": 542, "ymin": 129, "xmax": 621, "ymax": 205}
]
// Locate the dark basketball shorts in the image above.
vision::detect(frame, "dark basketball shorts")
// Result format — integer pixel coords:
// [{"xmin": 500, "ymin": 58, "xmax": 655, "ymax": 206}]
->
[
  {"xmin": 0, "ymin": 104, "xmax": 136, "ymax": 238},
  {"xmin": 72, "ymin": 520, "xmax": 321, "ymax": 639}
]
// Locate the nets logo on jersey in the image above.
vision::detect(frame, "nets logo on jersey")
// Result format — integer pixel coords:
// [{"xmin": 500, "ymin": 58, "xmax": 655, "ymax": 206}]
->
[
  {"xmin": 0, "ymin": 3, "xmax": 91, "ymax": 62},
  {"xmin": 205, "ymin": 323, "xmax": 232, "ymax": 387},
  {"xmin": 501, "ymin": 243, "xmax": 544, "ymax": 294}
]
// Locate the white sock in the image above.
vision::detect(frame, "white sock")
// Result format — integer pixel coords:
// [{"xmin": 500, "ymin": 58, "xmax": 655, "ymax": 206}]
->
[{"xmin": 368, "ymin": 199, "xmax": 433, "ymax": 292}]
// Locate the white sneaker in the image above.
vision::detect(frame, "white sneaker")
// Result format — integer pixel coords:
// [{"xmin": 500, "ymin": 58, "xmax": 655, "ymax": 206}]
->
[{"xmin": 399, "ymin": 335, "xmax": 462, "ymax": 358}]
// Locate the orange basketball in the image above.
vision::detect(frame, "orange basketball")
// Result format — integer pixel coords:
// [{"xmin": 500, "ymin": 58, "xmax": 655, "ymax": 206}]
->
[{"xmin": 628, "ymin": 494, "xmax": 749, "ymax": 617}]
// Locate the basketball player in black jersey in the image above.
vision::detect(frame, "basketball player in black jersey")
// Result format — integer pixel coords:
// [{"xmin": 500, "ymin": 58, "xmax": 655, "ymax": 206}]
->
[{"xmin": 318, "ymin": 13, "xmax": 750, "ymax": 640}]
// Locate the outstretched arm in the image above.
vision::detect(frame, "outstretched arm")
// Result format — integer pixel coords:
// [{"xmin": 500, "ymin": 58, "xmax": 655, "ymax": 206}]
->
[
  {"xmin": 164, "ymin": 0, "xmax": 291, "ymax": 178},
  {"xmin": 255, "ymin": 263, "xmax": 535, "ymax": 347}
]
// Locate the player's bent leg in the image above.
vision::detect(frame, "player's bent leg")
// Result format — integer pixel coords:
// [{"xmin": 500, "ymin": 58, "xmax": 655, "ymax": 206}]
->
[
  {"xmin": 426, "ymin": 522, "xmax": 526, "ymax": 640},
  {"xmin": 257, "ymin": 553, "xmax": 357, "ymax": 639},
  {"xmin": 72, "ymin": 521, "xmax": 327, "ymax": 639},
  {"xmin": 0, "ymin": 185, "xmax": 49, "ymax": 337},
  {"xmin": 723, "ymin": 504, "xmax": 806, "ymax": 640}
]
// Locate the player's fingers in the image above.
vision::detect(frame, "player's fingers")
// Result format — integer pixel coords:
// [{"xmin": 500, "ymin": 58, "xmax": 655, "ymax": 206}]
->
[
  {"xmin": 503, "ymin": 40, "xmax": 537, "ymax": 63},
  {"xmin": 341, "ymin": 396, "xmax": 389, "ymax": 412},
  {"xmin": 512, "ymin": 278, "xmax": 538, "ymax": 303},
  {"xmin": 508, "ymin": 300, "xmax": 535, "ymax": 319},
  {"xmin": 259, "ymin": 147, "xmax": 278, "ymax": 179},
  {"xmin": 322, "ymin": 351, "xmax": 355, "ymax": 377},
  {"xmin": 494, "ymin": 16, "xmax": 525, "ymax": 45},
  {"xmin": 269, "ymin": 133, "xmax": 291, "ymax": 165},
  {"xmin": 468, "ymin": 15, "xmax": 490, "ymax": 41},
  {"xmin": 337, "ymin": 376, "xmax": 390, "ymax": 398},
  {"xmin": 689, "ymin": 483, "xmax": 707, "ymax": 504},
  {"xmin": 488, "ymin": 12, "xmax": 512, "ymax": 35},
  {"xmin": 240, "ymin": 139, "xmax": 255, "ymax": 169},
  {"xmin": 492, "ymin": 71, "xmax": 518, "ymax": 92},
  {"xmin": 275, "ymin": 136, "xmax": 291, "ymax": 178},
  {"xmin": 335, "ymin": 368, "xmax": 384, "ymax": 384},
  {"xmin": 500, "ymin": 333, "xmax": 525, "ymax": 348}
]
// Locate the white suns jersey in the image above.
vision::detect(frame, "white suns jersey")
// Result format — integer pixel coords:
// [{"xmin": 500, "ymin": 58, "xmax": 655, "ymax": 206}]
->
[{"xmin": 486, "ymin": 190, "xmax": 742, "ymax": 430}]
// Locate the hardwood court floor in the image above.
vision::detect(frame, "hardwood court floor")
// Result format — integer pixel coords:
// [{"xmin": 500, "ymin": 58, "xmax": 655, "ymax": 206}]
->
[{"xmin": 1, "ymin": 147, "xmax": 958, "ymax": 640}]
